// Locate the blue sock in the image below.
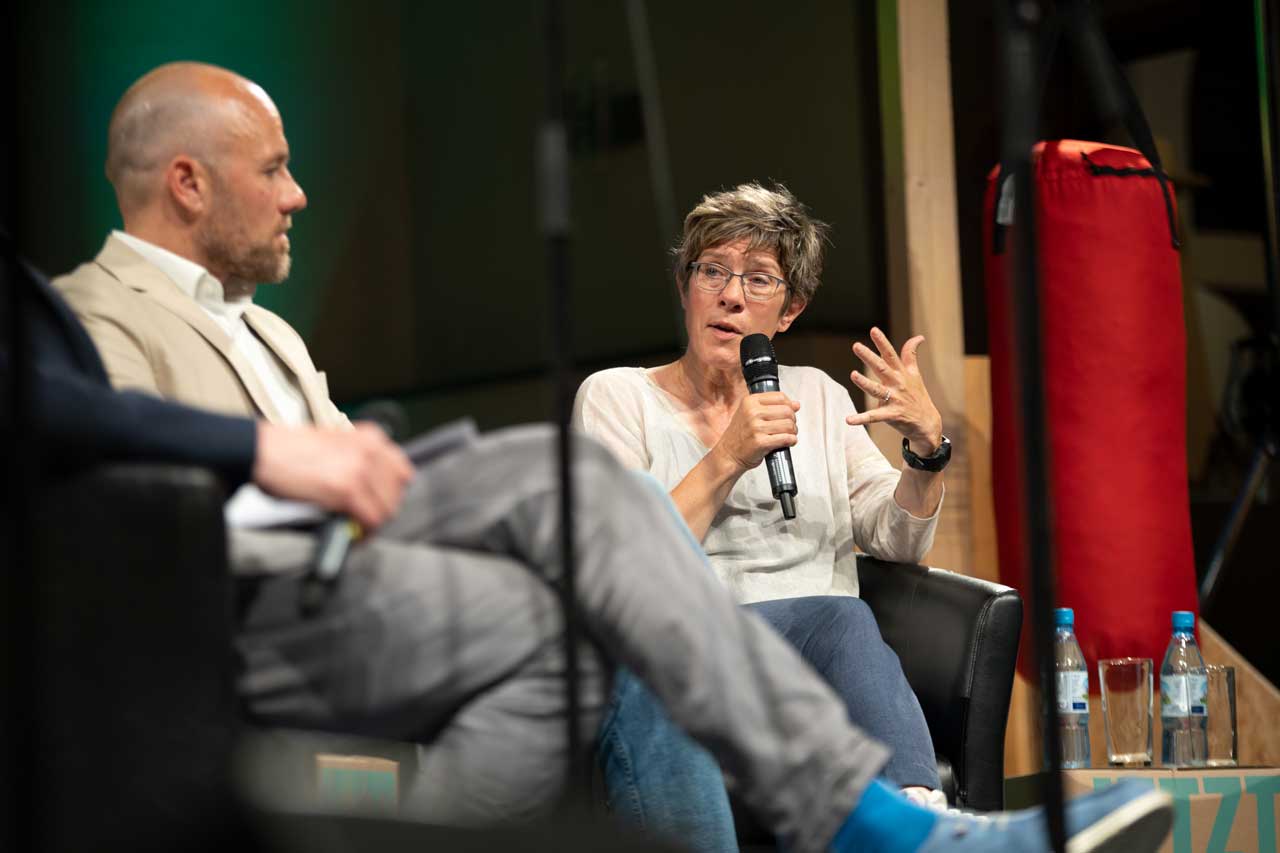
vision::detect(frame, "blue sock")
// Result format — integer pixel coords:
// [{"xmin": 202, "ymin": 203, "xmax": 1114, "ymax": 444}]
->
[{"xmin": 830, "ymin": 778, "xmax": 937, "ymax": 853}]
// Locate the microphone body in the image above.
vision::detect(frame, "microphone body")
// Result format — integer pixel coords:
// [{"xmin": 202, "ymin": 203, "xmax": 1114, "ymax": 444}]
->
[
  {"xmin": 299, "ymin": 518, "xmax": 363, "ymax": 616},
  {"xmin": 299, "ymin": 400, "xmax": 406, "ymax": 616},
  {"xmin": 740, "ymin": 334, "xmax": 798, "ymax": 519}
]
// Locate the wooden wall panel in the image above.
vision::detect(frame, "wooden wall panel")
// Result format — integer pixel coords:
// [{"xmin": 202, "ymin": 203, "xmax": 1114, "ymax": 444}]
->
[{"xmin": 878, "ymin": 0, "xmax": 972, "ymax": 574}]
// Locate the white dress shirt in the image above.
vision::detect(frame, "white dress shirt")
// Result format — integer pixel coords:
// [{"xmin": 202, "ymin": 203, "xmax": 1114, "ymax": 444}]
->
[{"xmin": 112, "ymin": 230, "xmax": 311, "ymax": 426}]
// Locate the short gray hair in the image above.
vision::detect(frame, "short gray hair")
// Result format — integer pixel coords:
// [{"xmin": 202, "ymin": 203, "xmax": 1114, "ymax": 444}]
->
[{"xmin": 672, "ymin": 182, "xmax": 830, "ymax": 307}]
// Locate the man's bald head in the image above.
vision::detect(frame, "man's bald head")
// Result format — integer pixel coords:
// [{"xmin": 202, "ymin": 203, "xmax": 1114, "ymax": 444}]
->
[
  {"xmin": 102, "ymin": 62, "xmax": 305, "ymax": 288},
  {"xmin": 105, "ymin": 62, "xmax": 280, "ymax": 213}
]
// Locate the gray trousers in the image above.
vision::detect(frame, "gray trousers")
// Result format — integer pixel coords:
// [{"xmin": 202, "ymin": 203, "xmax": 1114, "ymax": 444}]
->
[{"xmin": 230, "ymin": 425, "xmax": 889, "ymax": 852}]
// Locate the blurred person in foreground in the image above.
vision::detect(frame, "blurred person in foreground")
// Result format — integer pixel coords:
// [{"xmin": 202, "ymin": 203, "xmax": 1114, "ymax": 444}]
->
[
  {"xmin": 45, "ymin": 61, "xmax": 1171, "ymax": 853},
  {"xmin": 573, "ymin": 184, "xmax": 949, "ymax": 847}
]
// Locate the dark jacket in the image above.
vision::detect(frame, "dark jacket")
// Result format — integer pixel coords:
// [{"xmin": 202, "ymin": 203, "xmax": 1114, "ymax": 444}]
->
[{"xmin": 2, "ymin": 249, "xmax": 256, "ymax": 486}]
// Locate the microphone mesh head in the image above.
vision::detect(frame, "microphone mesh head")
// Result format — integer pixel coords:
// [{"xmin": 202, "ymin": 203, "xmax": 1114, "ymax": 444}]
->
[
  {"xmin": 353, "ymin": 399, "xmax": 409, "ymax": 440},
  {"xmin": 740, "ymin": 333, "xmax": 778, "ymax": 384}
]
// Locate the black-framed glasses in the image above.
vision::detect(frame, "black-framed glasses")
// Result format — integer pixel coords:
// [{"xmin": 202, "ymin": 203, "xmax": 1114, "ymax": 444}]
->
[{"xmin": 688, "ymin": 261, "xmax": 787, "ymax": 302}]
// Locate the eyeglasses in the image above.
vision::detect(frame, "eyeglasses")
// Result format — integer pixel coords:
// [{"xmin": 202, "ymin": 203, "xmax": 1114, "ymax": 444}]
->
[{"xmin": 688, "ymin": 261, "xmax": 787, "ymax": 302}]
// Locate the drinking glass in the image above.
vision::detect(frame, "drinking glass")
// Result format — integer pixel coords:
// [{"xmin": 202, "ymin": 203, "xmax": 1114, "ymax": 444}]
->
[
  {"xmin": 1099, "ymin": 657, "xmax": 1153, "ymax": 766},
  {"xmin": 1205, "ymin": 664, "xmax": 1238, "ymax": 767}
]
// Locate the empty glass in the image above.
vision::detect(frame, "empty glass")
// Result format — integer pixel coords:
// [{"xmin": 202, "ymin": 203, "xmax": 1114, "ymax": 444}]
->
[
  {"xmin": 1205, "ymin": 665, "xmax": 1238, "ymax": 767},
  {"xmin": 1099, "ymin": 658, "xmax": 1153, "ymax": 766}
]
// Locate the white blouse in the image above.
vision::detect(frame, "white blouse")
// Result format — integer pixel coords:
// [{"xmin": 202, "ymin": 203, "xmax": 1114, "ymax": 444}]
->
[{"xmin": 572, "ymin": 365, "xmax": 941, "ymax": 604}]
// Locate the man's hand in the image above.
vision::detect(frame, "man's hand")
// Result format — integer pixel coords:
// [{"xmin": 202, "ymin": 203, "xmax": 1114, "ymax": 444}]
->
[{"xmin": 252, "ymin": 421, "xmax": 415, "ymax": 529}]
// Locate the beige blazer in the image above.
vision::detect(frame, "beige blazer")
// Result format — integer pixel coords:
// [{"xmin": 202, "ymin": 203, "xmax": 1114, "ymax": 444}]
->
[{"xmin": 53, "ymin": 234, "xmax": 350, "ymax": 428}]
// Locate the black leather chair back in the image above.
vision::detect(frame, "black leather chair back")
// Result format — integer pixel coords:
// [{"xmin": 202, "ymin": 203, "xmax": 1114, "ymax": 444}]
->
[
  {"xmin": 856, "ymin": 555, "xmax": 1022, "ymax": 811},
  {"xmin": 30, "ymin": 465, "xmax": 244, "ymax": 851},
  {"xmin": 735, "ymin": 556, "xmax": 1023, "ymax": 849}
]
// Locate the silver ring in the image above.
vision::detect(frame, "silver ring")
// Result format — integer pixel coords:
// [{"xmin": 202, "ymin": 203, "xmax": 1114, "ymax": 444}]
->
[{"xmin": 882, "ymin": 390, "xmax": 892, "ymax": 404}]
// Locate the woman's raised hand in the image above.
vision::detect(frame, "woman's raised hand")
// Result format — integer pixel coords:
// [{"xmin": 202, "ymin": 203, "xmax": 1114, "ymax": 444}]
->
[
  {"xmin": 713, "ymin": 392, "xmax": 801, "ymax": 474},
  {"xmin": 846, "ymin": 327, "xmax": 943, "ymax": 454}
]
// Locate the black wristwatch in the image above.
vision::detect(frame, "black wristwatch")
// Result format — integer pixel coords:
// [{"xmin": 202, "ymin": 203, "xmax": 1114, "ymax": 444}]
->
[{"xmin": 902, "ymin": 435, "xmax": 951, "ymax": 472}]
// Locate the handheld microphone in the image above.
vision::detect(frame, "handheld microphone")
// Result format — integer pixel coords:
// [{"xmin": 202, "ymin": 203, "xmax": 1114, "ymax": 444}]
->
[
  {"xmin": 352, "ymin": 399, "xmax": 409, "ymax": 443},
  {"xmin": 299, "ymin": 400, "xmax": 407, "ymax": 617},
  {"xmin": 299, "ymin": 518, "xmax": 364, "ymax": 616},
  {"xmin": 740, "ymin": 333, "xmax": 797, "ymax": 519}
]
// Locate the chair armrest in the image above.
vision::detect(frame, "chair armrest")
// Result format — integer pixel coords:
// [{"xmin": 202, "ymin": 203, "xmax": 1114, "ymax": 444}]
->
[
  {"xmin": 857, "ymin": 554, "xmax": 1022, "ymax": 811},
  {"xmin": 29, "ymin": 464, "xmax": 240, "ymax": 848}
]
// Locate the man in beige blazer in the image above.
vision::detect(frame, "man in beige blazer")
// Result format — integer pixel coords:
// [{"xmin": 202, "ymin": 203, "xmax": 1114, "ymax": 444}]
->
[
  {"xmin": 44, "ymin": 61, "xmax": 1173, "ymax": 852},
  {"xmin": 55, "ymin": 233, "xmax": 346, "ymax": 427},
  {"xmin": 54, "ymin": 62, "xmax": 344, "ymax": 429}
]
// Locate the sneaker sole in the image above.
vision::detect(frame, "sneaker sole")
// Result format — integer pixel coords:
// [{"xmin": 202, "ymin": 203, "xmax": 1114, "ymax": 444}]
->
[{"xmin": 1066, "ymin": 790, "xmax": 1173, "ymax": 853}]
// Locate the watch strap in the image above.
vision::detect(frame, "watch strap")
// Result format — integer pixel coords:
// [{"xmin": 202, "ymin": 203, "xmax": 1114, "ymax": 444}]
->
[{"xmin": 902, "ymin": 435, "xmax": 951, "ymax": 472}]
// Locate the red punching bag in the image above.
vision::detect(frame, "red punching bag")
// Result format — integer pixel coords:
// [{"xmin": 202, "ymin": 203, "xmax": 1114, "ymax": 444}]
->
[{"xmin": 984, "ymin": 139, "xmax": 1200, "ymax": 680}]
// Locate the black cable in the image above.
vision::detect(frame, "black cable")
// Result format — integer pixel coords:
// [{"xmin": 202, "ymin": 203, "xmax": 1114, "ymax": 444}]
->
[
  {"xmin": 538, "ymin": 0, "xmax": 588, "ymax": 805},
  {"xmin": 996, "ymin": 2, "xmax": 1067, "ymax": 851},
  {"xmin": 624, "ymin": 0, "xmax": 684, "ymax": 342},
  {"xmin": 1059, "ymin": 0, "xmax": 1180, "ymax": 249}
]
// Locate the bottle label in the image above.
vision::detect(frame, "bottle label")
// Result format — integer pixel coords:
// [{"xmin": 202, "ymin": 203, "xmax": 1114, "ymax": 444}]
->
[
  {"xmin": 1162, "ymin": 674, "xmax": 1210, "ymax": 717},
  {"xmin": 1056, "ymin": 671, "xmax": 1089, "ymax": 714},
  {"xmin": 1188, "ymin": 674, "xmax": 1208, "ymax": 716}
]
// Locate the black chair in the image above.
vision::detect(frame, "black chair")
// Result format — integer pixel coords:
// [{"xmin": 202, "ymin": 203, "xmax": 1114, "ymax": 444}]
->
[
  {"xmin": 732, "ymin": 554, "xmax": 1023, "ymax": 849},
  {"xmin": 25, "ymin": 464, "xmax": 678, "ymax": 853},
  {"xmin": 28, "ymin": 464, "xmax": 244, "ymax": 852},
  {"xmin": 28, "ymin": 465, "xmax": 1021, "ymax": 851},
  {"xmin": 857, "ymin": 555, "xmax": 1023, "ymax": 811}
]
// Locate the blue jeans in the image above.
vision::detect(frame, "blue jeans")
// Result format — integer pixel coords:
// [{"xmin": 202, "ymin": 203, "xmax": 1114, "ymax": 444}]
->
[{"xmin": 596, "ymin": 595, "xmax": 940, "ymax": 852}]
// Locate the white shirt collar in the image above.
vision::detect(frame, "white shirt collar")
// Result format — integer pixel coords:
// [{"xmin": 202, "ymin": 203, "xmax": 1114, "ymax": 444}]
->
[{"xmin": 112, "ymin": 230, "xmax": 252, "ymax": 321}]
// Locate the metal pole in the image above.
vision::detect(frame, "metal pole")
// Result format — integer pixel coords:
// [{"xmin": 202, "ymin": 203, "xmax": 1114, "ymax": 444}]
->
[
  {"xmin": 997, "ymin": 1, "xmax": 1066, "ymax": 850},
  {"xmin": 624, "ymin": 0, "xmax": 685, "ymax": 340},
  {"xmin": 537, "ymin": 0, "xmax": 587, "ymax": 805}
]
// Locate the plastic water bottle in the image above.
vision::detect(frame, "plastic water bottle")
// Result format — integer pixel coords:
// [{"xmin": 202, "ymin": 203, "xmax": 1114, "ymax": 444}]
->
[
  {"xmin": 1053, "ymin": 607, "xmax": 1091, "ymax": 768},
  {"xmin": 1161, "ymin": 610, "xmax": 1208, "ymax": 767}
]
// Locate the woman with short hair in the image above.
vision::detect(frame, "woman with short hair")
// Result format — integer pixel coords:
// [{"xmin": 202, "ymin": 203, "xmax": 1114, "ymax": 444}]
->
[{"xmin": 575, "ymin": 183, "xmax": 950, "ymax": 850}]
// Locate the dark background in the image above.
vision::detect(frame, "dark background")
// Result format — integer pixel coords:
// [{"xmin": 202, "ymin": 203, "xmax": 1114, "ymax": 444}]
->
[
  {"xmin": 947, "ymin": 0, "xmax": 1267, "ymax": 353},
  {"xmin": 9, "ymin": 1, "xmax": 1261, "ymax": 428},
  {"xmin": 9, "ymin": 0, "xmax": 890, "ymax": 429},
  {"xmin": 944, "ymin": 0, "xmax": 1277, "ymax": 682},
  {"xmin": 6, "ymin": 0, "xmax": 1274, "ymax": 678}
]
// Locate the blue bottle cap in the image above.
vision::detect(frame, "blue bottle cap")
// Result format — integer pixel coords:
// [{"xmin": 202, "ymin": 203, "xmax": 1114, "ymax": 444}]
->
[
  {"xmin": 1054, "ymin": 607, "xmax": 1074, "ymax": 627},
  {"xmin": 1172, "ymin": 610, "xmax": 1196, "ymax": 631}
]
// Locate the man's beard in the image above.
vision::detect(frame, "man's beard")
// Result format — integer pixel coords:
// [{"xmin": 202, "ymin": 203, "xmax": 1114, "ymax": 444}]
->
[{"xmin": 197, "ymin": 209, "xmax": 291, "ymax": 285}]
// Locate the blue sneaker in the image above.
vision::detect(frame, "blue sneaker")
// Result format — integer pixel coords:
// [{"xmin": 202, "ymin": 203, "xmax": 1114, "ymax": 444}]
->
[{"xmin": 919, "ymin": 780, "xmax": 1172, "ymax": 853}]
